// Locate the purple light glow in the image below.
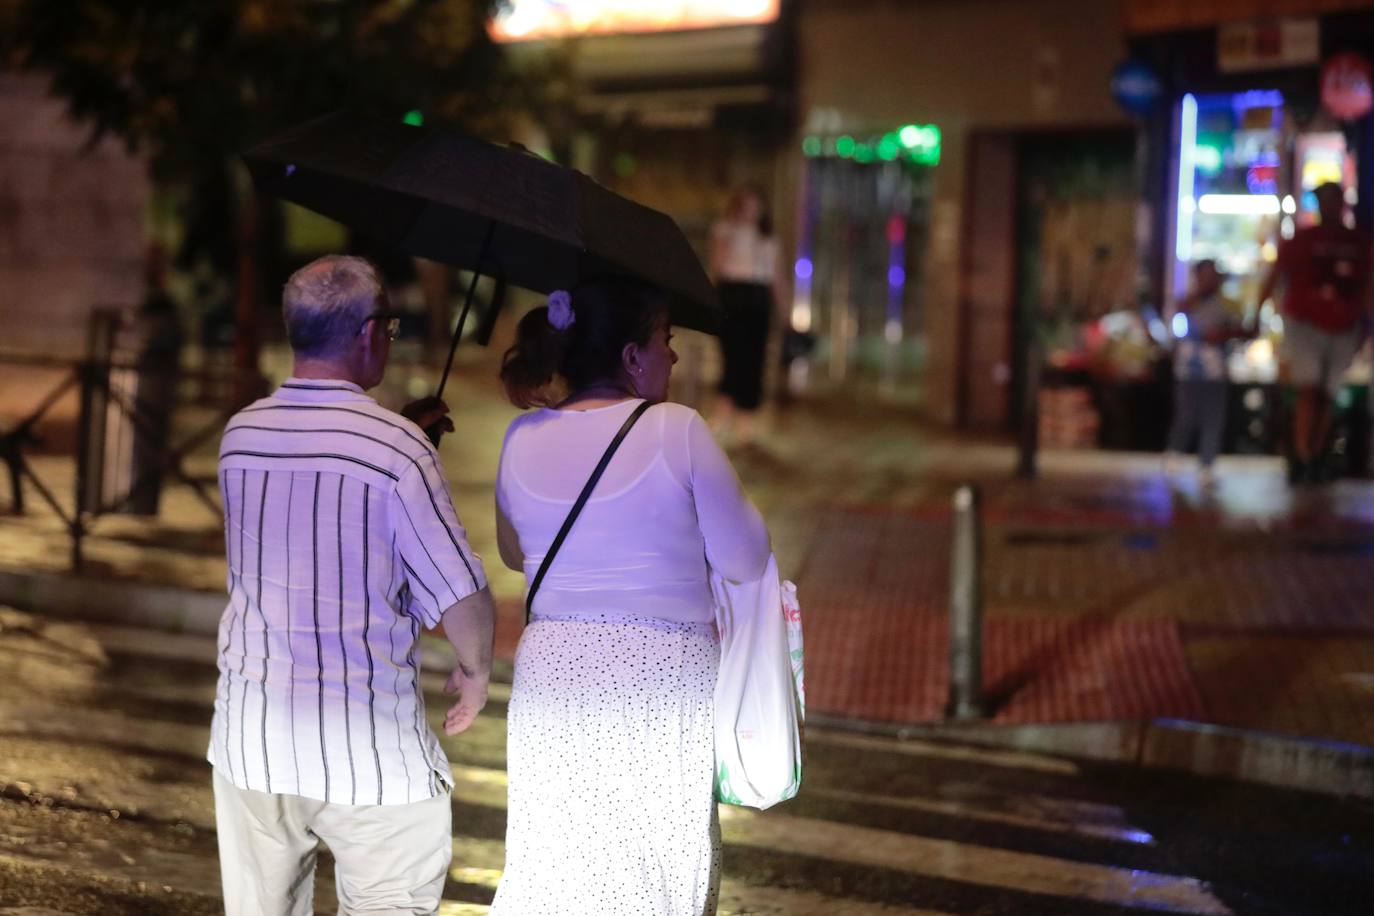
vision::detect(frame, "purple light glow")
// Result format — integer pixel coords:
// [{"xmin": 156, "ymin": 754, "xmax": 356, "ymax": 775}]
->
[
  {"xmin": 794, "ymin": 258, "xmax": 813, "ymax": 280},
  {"xmin": 887, "ymin": 265, "xmax": 906, "ymax": 287},
  {"xmin": 1232, "ymin": 89, "xmax": 1283, "ymax": 111}
]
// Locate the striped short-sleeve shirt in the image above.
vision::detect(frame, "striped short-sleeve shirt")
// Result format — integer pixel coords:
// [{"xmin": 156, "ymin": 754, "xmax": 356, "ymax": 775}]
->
[{"xmin": 207, "ymin": 378, "xmax": 487, "ymax": 805}]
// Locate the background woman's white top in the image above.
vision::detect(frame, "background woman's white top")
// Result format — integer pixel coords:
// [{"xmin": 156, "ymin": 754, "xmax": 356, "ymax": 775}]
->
[
  {"xmin": 496, "ymin": 400, "xmax": 769, "ymax": 624},
  {"xmin": 711, "ymin": 220, "xmax": 779, "ymax": 285}
]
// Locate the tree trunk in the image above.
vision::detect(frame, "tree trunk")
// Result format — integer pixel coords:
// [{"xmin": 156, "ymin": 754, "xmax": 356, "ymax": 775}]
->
[
  {"xmin": 418, "ymin": 258, "xmax": 452, "ymax": 362},
  {"xmin": 233, "ymin": 188, "xmax": 261, "ymax": 406}
]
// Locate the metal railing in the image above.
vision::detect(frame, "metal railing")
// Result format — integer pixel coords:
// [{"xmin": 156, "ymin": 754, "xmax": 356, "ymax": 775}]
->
[{"xmin": 1, "ymin": 312, "xmax": 252, "ymax": 570}]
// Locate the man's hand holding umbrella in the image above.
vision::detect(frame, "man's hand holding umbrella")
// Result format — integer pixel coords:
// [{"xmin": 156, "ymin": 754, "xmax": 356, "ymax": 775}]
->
[{"xmin": 402, "ymin": 395, "xmax": 455, "ymax": 444}]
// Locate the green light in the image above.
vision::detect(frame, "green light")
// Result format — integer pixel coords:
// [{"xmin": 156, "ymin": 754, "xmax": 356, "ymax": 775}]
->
[
  {"xmin": 835, "ymin": 135, "xmax": 856, "ymax": 158},
  {"xmin": 802, "ymin": 136, "xmax": 822, "ymax": 157},
  {"xmin": 403, "ymin": 110, "xmax": 424, "ymax": 126},
  {"xmin": 877, "ymin": 134, "xmax": 901, "ymax": 161},
  {"xmin": 612, "ymin": 151, "xmax": 637, "ymax": 178},
  {"xmin": 854, "ymin": 143, "xmax": 875, "ymax": 163},
  {"xmin": 1195, "ymin": 144, "xmax": 1224, "ymax": 175},
  {"xmin": 909, "ymin": 146, "xmax": 940, "ymax": 166}
]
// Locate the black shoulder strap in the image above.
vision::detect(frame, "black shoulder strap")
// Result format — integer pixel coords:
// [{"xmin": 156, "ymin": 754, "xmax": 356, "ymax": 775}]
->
[{"xmin": 525, "ymin": 400, "xmax": 653, "ymax": 623}]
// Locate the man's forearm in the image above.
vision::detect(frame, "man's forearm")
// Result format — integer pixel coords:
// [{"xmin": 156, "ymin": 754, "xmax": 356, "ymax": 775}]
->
[{"xmin": 440, "ymin": 586, "xmax": 496, "ymax": 681}]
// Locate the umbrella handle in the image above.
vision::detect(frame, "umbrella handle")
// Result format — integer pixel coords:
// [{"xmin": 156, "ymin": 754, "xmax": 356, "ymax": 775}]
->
[{"xmin": 432, "ymin": 222, "xmax": 495, "ymax": 440}]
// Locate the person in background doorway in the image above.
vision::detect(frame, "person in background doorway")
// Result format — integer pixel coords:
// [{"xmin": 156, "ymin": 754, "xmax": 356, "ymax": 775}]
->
[
  {"xmin": 1164, "ymin": 259, "xmax": 1247, "ymax": 487},
  {"xmin": 1256, "ymin": 182, "xmax": 1374, "ymax": 483},
  {"xmin": 710, "ymin": 184, "xmax": 781, "ymax": 446}
]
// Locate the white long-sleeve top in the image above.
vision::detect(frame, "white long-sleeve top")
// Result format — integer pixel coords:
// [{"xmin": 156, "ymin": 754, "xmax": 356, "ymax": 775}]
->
[
  {"xmin": 495, "ymin": 399, "xmax": 770, "ymax": 624},
  {"xmin": 711, "ymin": 220, "xmax": 778, "ymax": 285}
]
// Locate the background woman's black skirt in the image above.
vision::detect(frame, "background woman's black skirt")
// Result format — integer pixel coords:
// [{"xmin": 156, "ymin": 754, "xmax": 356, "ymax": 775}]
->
[{"xmin": 717, "ymin": 280, "xmax": 772, "ymax": 411}]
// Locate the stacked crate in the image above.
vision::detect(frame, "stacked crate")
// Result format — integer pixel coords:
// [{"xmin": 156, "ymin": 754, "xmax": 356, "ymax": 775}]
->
[{"xmin": 1038, "ymin": 386, "xmax": 1099, "ymax": 449}]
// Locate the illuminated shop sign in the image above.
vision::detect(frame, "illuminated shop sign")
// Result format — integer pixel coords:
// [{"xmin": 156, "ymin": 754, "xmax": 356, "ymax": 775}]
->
[
  {"xmin": 491, "ymin": 0, "xmax": 780, "ymax": 42},
  {"xmin": 801, "ymin": 125, "xmax": 942, "ymax": 166}
]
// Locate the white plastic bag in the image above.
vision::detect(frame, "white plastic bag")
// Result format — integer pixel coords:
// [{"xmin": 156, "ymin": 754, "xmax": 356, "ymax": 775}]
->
[{"xmin": 711, "ymin": 555, "xmax": 804, "ymax": 809}]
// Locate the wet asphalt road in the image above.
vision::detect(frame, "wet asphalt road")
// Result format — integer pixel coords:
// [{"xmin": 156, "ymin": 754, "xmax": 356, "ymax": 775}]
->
[{"xmin": 0, "ymin": 609, "xmax": 1372, "ymax": 915}]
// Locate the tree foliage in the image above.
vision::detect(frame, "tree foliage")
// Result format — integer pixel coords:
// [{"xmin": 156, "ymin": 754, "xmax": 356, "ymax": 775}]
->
[
  {"xmin": 1, "ymin": 0, "xmax": 516, "ymax": 180},
  {"xmin": 2, "ymin": 0, "xmax": 528, "ymax": 328}
]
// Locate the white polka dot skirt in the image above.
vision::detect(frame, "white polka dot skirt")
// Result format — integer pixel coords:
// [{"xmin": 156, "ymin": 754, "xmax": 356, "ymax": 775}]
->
[{"xmin": 490, "ymin": 614, "xmax": 721, "ymax": 916}]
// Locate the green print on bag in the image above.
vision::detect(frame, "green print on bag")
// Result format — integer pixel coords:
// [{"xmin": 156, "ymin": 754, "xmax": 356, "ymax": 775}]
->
[
  {"xmin": 715, "ymin": 760, "xmax": 743, "ymax": 806},
  {"xmin": 716, "ymin": 758, "xmax": 801, "ymax": 807},
  {"xmin": 781, "ymin": 761, "xmax": 801, "ymax": 802}
]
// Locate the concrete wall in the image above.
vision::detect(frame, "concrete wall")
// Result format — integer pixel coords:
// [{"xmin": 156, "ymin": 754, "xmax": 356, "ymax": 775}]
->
[
  {"xmin": 796, "ymin": 0, "xmax": 1131, "ymax": 423},
  {"xmin": 0, "ymin": 74, "xmax": 147, "ymax": 357}
]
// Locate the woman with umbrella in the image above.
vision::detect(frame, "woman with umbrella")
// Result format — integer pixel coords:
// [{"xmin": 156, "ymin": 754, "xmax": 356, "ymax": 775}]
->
[{"xmin": 490, "ymin": 279, "xmax": 771, "ymax": 915}]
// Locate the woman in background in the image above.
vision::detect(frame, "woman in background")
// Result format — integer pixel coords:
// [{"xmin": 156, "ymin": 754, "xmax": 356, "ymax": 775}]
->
[{"xmin": 710, "ymin": 184, "xmax": 781, "ymax": 446}]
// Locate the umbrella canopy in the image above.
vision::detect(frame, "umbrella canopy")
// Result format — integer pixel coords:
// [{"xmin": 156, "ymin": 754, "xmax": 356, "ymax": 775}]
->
[{"xmin": 243, "ymin": 112, "xmax": 721, "ymax": 334}]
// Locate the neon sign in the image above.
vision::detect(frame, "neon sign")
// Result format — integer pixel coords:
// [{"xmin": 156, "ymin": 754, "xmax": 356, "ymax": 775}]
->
[
  {"xmin": 802, "ymin": 125, "xmax": 941, "ymax": 166},
  {"xmin": 1246, "ymin": 164, "xmax": 1279, "ymax": 195},
  {"xmin": 491, "ymin": 0, "xmax": 780, "ymax": 42}
]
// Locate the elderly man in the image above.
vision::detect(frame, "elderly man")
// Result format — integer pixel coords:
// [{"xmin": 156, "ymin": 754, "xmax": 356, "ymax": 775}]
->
[{"xmin": 210, "ymin": 254, "xmax": 494, "ymax": 914}]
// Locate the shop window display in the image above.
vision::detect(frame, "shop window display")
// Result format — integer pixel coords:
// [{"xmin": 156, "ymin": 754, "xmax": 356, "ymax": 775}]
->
[{"xmin": 1169, "ymin": 90, "xmax": 1369, "ymax": 467}]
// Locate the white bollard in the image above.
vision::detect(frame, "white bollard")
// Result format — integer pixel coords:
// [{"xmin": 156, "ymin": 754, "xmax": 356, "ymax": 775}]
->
[{"xmin": 946, "ymin": 484, "xmax": 986, "ymax": 720}]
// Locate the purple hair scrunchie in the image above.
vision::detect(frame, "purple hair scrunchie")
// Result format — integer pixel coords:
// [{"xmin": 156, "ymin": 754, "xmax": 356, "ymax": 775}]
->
[{"xmin": 547, "ymin": 290, "xmax": 575, "ymax": 331}]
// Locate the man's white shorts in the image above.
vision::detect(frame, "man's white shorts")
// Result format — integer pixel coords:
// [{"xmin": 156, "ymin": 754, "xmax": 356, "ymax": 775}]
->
[
  {"xmin": 1282, "ymin": 318, "xmax": 1362, "ymax": 398},
  {"xmin": 213, "ymin": 767, "xmax": 451, "ymax": 915}
]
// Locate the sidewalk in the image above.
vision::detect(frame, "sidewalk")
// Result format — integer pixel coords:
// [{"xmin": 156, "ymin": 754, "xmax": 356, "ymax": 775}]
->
[{"xmin": 3, "ymin": 352, "xmax": 1373, "ymax": 791}]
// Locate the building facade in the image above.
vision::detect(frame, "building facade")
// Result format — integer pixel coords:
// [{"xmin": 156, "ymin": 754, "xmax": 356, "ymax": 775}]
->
[
  {"xmin": 0, "ymin": 73, "xmax": 148, "ymax": 356},
  {"xmin": 793, "ymin": 0, "xmax": 1134, "ymax": 423}
]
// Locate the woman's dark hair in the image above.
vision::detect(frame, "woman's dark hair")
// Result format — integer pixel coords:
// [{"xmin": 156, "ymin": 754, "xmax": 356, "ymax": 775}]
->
[
  {"xmin": 728, "ymin": 183, "xmax": 772, "ymax": 237},
  {"xmin": 500, "ymin": 278, "xmax": 668, "ymax": 408}
]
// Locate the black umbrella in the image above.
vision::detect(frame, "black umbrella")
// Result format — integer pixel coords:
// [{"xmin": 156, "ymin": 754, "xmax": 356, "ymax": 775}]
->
[{"xmin": 243, "ymin": 112, "xmax": 721, "ymax": 401}]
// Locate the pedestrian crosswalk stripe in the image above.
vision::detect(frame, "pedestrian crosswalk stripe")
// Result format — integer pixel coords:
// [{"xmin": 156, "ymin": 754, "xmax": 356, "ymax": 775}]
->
[
  {"xmin": 443, "ymin": 768, "xmax": 1226, "ymax": 913},
  {"xmin": 715, "ymin": 805, "xmax": 1231, "ymax": 914},
  {"xmin": 38, "ymin": 623, "xmax": 1234, "ymax": 914},
  {"xmin": 806, "ymin": 786, "xmax": 1155, "ymax": 845},
  {"xmin": 5, "ymin": 694, "xmax": 1214, "ymax": 914},
  {"xmin": 807, "ymin": 728, "xmax": 1082, "ymax": 775},
  {"xmin": 448, "ymin": 838, "xmax": 956, "ymax": 916},
  {"xmin": 449, "ymin": 865, "xmax": 504, "ymax": 887}
]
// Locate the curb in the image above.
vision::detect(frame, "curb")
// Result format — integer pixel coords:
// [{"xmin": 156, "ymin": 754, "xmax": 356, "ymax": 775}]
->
[
  {"xmin": 5, "ymin": 565, "xmax": 1372, "ymax": 800},
  {"xmin": 804, "ymin": 714, "xmax": 1374, "ymax": 801},
  {"xmin": 0, "ymin": 567, "xmax": 224, "ymax": 638}
]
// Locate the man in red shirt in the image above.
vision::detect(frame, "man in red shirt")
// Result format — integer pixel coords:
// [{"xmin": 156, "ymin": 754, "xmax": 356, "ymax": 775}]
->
[{"xmin": 1257, "ymin": 182, "xmax": 1373, "ymax": 482}]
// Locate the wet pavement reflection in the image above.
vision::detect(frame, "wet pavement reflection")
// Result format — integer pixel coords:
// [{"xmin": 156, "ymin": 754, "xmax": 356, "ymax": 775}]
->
[{"xmin": 1, "ymin": 610, "xmax": 1371, "ymax": 915}]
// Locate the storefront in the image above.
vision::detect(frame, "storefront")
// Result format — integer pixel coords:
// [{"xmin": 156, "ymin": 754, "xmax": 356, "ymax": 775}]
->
[
  {"xmin": 1127, "ymin": 3, "xmax": 1374, "ymax": 466},
  {"xmin": 1009, "ymin": 129, "xmax": 1150, "ymax": 451},
  {"xmin": 788, "ymin": 124, "xmax": 939, "ymax": 394}
]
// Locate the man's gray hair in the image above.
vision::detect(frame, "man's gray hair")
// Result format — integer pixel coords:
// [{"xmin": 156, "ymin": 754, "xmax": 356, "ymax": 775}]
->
[{"xmin": 282, "ymin": 255, "xmax": 384, "ymax": 358}]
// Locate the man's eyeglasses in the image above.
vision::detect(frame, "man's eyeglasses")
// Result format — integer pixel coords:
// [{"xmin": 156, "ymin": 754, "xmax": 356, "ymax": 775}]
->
[{"xmin": 359, "ymin": 312, "xmax": 401, "ymax": 341}]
